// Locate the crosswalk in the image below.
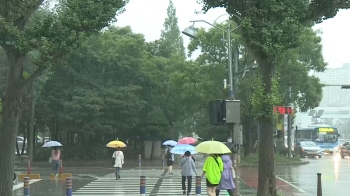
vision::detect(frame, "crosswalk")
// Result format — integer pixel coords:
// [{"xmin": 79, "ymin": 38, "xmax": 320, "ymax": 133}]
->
[
  {"xmin": 73, "ymin": 173, "xmax": 159, "ymax": 196},
  {"xmin": 157, "ymin": 176, "xmax": 207, "ymax": 195},
  {"xmin": 74, "ymin": 171, "xmax": 230, "ymax": 196}
]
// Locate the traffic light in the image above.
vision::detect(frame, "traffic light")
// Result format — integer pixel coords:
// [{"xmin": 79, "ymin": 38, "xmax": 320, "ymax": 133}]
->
[{"xmin": 209, "ymin": 100, "xmax": 226, "ymax": 125}]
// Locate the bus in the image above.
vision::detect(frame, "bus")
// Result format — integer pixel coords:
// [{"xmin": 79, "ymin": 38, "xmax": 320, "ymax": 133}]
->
[{"xmin": 295, "ymin": 125, "xmax": 339, "ymax": 154}]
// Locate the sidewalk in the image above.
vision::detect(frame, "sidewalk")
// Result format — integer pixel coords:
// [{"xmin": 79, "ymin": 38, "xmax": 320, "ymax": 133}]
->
[{"xmin": 237, "ymin": 167, "xmax": 307, "ymax": 196}]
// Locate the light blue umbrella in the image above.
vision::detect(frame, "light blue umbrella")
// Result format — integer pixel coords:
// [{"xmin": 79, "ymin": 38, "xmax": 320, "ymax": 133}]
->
[
  {"xmin": 170, "ymin": 144, "xmax": 197, "ymax": 155},
  {"xmin": 42, "ymin": 141, "xmax": 63, "ymax": 148},
  {"xmin": 162, "ymin": 140, "xmax": 177, "ymax": 146}
]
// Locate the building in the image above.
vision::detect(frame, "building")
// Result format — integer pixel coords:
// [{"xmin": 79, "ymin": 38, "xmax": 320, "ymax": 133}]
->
[
  {"xmin": 313, "ymin": 63, "xmax": 350, "ymax": 107},
  {"xmin": 295, "ymin": 64, "xmax": 350, "ymax": 138}
]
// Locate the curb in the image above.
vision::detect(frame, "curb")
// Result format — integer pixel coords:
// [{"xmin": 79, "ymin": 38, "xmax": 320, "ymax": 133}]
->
[{"xmin": 238, "ymin": 160, "xmax": 310, "ymax": 167}]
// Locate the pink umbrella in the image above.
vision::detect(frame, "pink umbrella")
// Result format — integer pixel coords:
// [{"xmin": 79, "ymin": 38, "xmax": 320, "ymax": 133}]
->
[{"xmin": 178, "ymin": 137, "xmax": 197, "ymax": 144}]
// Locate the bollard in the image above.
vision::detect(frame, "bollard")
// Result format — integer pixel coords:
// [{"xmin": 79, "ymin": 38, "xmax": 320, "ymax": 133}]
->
[
  {"xmin": 195, "ymin": 176, "xmax": 201, "ymax": 195},
  {"xmin": 317, "ymin": 173, "xmax": 322, "ymax": 196},
  {"xmin": 66, "ymin": 177, "xmax": 72, "ymax": 196},
  {"xmin": 162, "ymin": 155, "xmax": 164, "ymax": 166},
  {"xmin": 27, "ymin": 159, "xmax": 31, "ymax": 175},
  {"xmin": 60, "ymin": 160, "xmax": 63, "ymax": 174},
  {"xmin": 24, "ymin": 177, "xmax": 30, "ymax": 196},
  {"xmin": 138, "ymin": 154, "xmax": 141, "ymax": 167},
  {"xmin": 140, "ymin": 176, "xmax": 146, "ymax": 196}
]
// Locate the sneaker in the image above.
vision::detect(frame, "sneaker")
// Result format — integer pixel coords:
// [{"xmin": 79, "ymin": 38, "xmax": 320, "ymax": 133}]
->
[{"xmin": 55, "ymin": 174, "xmax": 58, "ymax": 178}]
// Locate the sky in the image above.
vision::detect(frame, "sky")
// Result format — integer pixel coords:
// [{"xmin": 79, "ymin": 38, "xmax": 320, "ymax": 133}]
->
[{"xmin": 115, "ymin": 0, "xmax": 350, "ymax": 68}]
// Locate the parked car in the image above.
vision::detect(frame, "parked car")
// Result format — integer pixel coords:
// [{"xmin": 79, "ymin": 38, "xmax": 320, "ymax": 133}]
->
[
  {"xmin": 15, "ymin": 136, "xmax": 27, "ymax": 154},
  {"xmin": 296, "ymin": 141, "xmax": 322, "ymax": 158},
  {"xmin": 340, "ymin": 141, "xmax": 350, "ymax": 158}
]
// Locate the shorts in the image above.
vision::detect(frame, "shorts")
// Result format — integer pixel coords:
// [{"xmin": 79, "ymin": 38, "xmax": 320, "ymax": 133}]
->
[
  {"xmin": 167, "ymin": 160, "xmax": 173, "ymax": 166},
  {"xmin": 206, "ymin": 178, "xmax": 219, "ymax": 187}
]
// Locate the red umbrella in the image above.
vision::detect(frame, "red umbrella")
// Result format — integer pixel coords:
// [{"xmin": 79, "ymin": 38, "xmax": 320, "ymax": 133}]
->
[{"xmin": 178, "ymin": 137, "xmax": 196, "ymax": 144}]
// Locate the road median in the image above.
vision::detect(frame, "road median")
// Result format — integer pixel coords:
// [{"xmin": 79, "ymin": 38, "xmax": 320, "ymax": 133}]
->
[{"xmin": 238, "ymin": 153, "xmax": 309, "ymax": 167}]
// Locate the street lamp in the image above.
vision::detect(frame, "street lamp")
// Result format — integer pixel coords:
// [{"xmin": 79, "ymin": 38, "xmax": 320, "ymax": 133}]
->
[
  {"xmin": 182, "ymin": 25, "xmax": 197, "ymax": 39},
  {"xmin": 183, "ymin": 17, "xmax": 242, "ymax": 196},
  {"xmin": 182, "ymin": 20, "xmax": 238, "ymax": 99}
]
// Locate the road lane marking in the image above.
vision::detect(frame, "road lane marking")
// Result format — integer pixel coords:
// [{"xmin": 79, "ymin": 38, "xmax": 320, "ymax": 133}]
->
[
  {"xmin": 13, "ymin": 179, "xmax": 41, "ymax": 190},
  {"xmin": 276, "ymin": 176, "xmax": 307, "ymax": 193}
]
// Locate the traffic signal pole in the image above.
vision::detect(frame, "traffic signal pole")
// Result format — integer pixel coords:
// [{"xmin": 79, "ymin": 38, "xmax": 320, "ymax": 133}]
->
[{"xmin": 287, "ymin": 86, "xmax": 292, "ymax": 158}]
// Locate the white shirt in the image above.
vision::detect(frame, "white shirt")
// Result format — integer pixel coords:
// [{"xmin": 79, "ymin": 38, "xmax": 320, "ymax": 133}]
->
[{"xmin": 112, "ymin": 151, "xmax": 124, "ymax": 168}]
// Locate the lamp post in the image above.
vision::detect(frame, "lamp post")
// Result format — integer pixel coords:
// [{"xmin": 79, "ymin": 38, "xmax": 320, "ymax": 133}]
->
[
  {"xmin": 183, "ymin": 18, "xmax": 241, "ymax": 196},
  {"xmin": 182, "ymin": 21, "xmax": 238, "ymax": 99}
]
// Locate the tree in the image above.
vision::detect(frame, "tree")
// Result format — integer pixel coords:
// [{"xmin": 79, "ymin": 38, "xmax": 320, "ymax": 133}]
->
[
  {"xmin": 0, "ymin": 0, "xmax": 128, "ymax": 194},
  {"xmin": 199, "ymin": 0, "xmax": 350, "ymax": 195},
  {"xmin": 153, "ymin": 0, "xmax": 185, "ymax": 59},
  {"xmin": 186, "ymin": 23, "xmax": 326, "ymax": 156}
]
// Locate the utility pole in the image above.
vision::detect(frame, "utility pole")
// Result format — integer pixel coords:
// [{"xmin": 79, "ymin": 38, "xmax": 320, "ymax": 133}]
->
[
  {"xmin": 28, "ymin": 84, "xmax": 36, "ymax": 162},
  {"xmin": 227, "ymin": 23, "xmax": 240, "ymax": 196},
  {"xmin": 287, "ymin": 86, "xmax": 292, "ymax": 157}
]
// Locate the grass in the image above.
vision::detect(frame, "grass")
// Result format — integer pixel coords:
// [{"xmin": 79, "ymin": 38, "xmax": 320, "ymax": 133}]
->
[{"xmin": 239, "ymin": 153, "xmax": 301, "ymax": 166}]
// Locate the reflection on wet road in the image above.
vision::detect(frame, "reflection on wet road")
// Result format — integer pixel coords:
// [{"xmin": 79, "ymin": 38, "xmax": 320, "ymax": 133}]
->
[{"xmin": 275, "ymin": 153, "xmax": 350, "ymax": 196}]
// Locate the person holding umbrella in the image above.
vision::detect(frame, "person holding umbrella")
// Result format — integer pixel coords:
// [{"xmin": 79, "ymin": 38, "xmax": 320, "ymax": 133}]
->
[
  {"xmin": 195, "ymin": 141, "xmax": 231, "ymax": 196},
  {"xmin": 43, "ymin": 141, "xmax": 63, "ymax": 178},
  {"xmin": 112, "ymin": 147, "xmax": 124, "ymax": 180},
  {"xmin": 179, "ymin": 151, "xmax": 197, "ymax": 195},
  {"xmin": 163, "ymin": 140, "xmax": 177, "ymax": 176},
  {"xmin": 107, "ymin": 140, "xmax": 126, "ymax": 180},
  {"xmin": 51, "ymin": 146, "xmax": 61, "ymax": 178}
]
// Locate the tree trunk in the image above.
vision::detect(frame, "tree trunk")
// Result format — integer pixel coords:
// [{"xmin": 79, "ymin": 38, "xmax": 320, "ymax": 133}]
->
[
  {"xmin": 0, "ymin": 49, "xmax": 25, "ymax": 196},
  {"xmin": 244, "ymin": 117, "xmax": 254, "ymax": 157},
  {"xmin": 150, "ymin": 140, "xmax": 155, "ymax": 161},
  {"xmin": 257, "ymin": 62, "xmax": 276, "ymax": 196}
]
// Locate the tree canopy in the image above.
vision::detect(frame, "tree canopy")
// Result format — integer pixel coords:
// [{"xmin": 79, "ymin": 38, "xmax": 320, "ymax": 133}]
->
[{"xmin": 199, "ymin": 0, "xmax": 348, "ymax": 195}]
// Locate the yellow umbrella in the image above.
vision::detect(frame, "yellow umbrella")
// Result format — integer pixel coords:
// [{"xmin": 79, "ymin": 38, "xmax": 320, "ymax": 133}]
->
[
  {"xmin": 106, "ymin": 140, "xmax": 127, "ymax": 148},
  {"xmin": 195, "ymin": 141, "xmax": 231, "ymax": 154}
]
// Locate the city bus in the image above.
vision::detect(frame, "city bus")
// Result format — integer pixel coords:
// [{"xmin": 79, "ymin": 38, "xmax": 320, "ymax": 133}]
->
[{"xmin": 295, "ymin": 125, "xmax": 339, "ymax": 154}]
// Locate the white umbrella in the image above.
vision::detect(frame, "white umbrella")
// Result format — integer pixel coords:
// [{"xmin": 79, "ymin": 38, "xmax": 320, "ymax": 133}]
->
[{"xmin": 42, "ymin": 141, "xmax": 63, "ymax": 148}]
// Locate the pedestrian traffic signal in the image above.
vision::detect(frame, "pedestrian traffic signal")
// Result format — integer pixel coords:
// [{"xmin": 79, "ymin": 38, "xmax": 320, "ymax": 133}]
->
[{"xmin": 209, "ymin": 100, "xmax": 225, "ymax": 125}]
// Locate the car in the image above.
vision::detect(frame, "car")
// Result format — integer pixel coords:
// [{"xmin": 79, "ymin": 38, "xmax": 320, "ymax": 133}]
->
[
  {"xmin": 340, "ymin": 141, "xmax": 350, "ymax": 158},
  {"xmin": 296, "ymin": 141, "xmax": 322, "ymax": 158},
  {"xmin": 15, "ymin": 136, "xmax": 27, "ymax": 154}
]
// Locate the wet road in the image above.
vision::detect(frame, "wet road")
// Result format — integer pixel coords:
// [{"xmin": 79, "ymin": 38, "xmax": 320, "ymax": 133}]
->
[
  {"xmin": 12, "ymin": 153, "xmax": 349, "ymax": 196},
  {"xmin": 275, "ymin": 153, "xmax": 350, "ymax": 196}
]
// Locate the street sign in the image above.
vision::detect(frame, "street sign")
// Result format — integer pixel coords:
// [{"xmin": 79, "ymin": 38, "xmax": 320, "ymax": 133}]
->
[{"xmin": 273, "ymin": 106, "xmax": 294, "ymax": 115}]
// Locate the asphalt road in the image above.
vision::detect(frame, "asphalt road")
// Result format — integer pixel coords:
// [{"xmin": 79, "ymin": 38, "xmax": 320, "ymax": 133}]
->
[{"xmin": 275, "ymin": 152, "xmax": 350, "ymax": 196}]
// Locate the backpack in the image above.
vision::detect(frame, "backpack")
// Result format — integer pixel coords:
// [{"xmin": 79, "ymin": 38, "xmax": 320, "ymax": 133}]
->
[{"xmin": 166, "ymin": 148, "xmax": 172, "ymax": 160}]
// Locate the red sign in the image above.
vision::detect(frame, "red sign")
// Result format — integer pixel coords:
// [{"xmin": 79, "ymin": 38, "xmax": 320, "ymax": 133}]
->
[{"xmin": 273, "ymin": 106, "xmax": 294, "ymax": 115}]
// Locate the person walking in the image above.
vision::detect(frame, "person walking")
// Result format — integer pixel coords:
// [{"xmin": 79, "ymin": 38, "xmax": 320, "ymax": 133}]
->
[
  {"xmin": 180, "ymin": 151, "xmax": 197, "ymax": 195},
  {"xmin": 112, "ymin": 148, "xmax": 124, "ymax": 180},
  {"xmin": 201, "ymin": 154, "xmax": 224, "ymax": 196},
  {"xmin": 215, "ymin": 154, "xmax": 235, "ymax": 196},
  {"xmin": 165, "ymin": 145, "xmax": 174, "ymax": 175},
  {"xmin": 51, "ymin": 147, "xmax": 61, "ymax": 178}
]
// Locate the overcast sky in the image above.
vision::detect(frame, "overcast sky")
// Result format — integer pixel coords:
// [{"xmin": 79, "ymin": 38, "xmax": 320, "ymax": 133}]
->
[{"xmin": 116, "ymin": 0, "xmax": 350, "ymax": 68}]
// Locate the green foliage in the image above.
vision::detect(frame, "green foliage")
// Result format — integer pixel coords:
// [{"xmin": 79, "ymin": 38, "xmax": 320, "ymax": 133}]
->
[
  {"xmin": 199, "ymin": 0, "xmax": 348, "ymax": 194},
  {"xmin": 152, "ymin": 0, "xmax": 185, "ymax": 58},
  {"xmin": 251, "ymin": 74, "xmax": 282, "ymax": 119}
]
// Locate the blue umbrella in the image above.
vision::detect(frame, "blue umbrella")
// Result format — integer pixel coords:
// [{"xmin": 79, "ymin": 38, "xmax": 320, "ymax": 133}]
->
[
  {"xmin": 163, "ymin": 140, "xmax": 177, "ymax": 146},
  {"xmin": 170, "ymin": 144, "xmax": 197, "ymax": 155}
]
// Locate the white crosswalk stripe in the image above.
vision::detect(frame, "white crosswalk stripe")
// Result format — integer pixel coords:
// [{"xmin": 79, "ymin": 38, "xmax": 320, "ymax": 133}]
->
[
  {"xmin": 73, "ymin": 173, "xmax": 159, "ymax": 196},
  {"xmin": 157, "ymin": 177, "xmax": 207, "ymax": 195}
]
